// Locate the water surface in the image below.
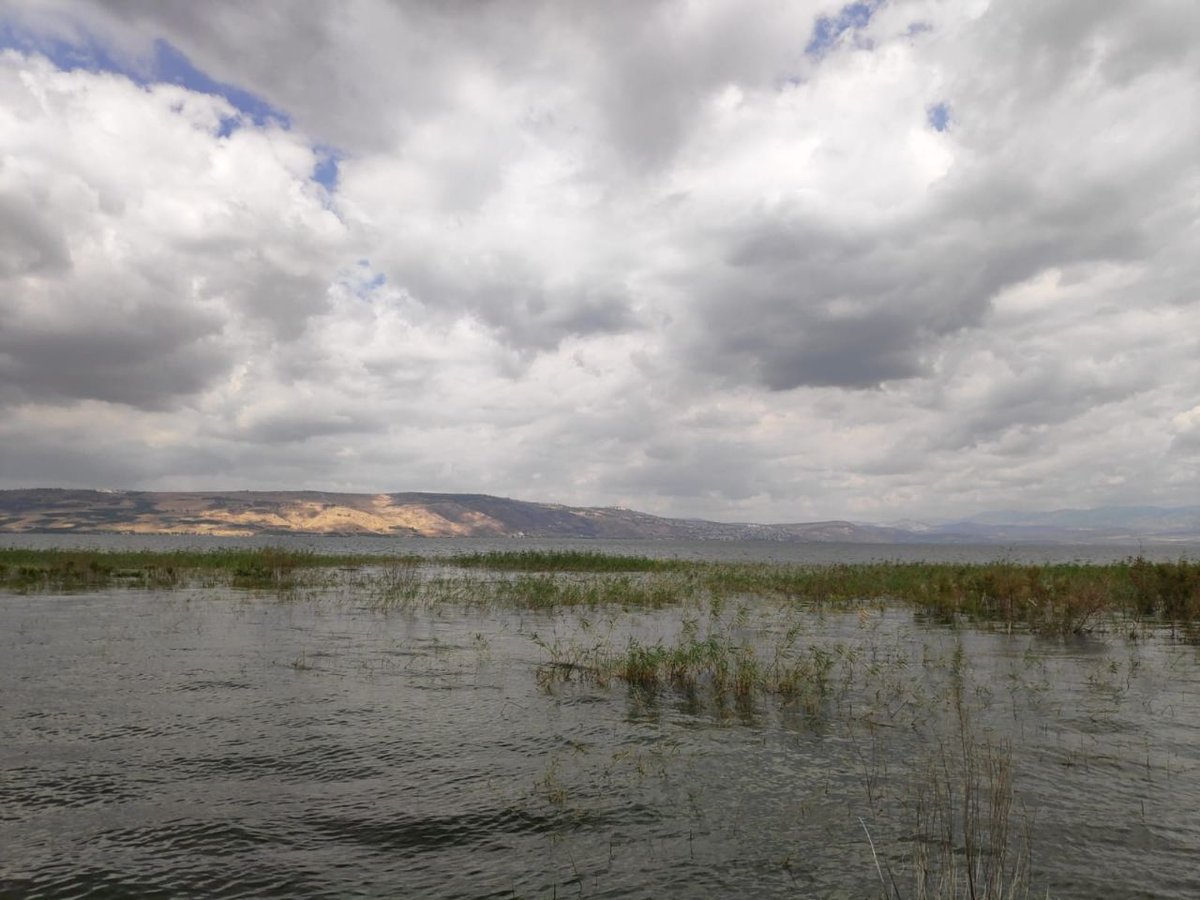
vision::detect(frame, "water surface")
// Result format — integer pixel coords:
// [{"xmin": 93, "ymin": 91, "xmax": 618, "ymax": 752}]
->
[
  {"xmin": 3, "ymin": 567, "xmax": 1199, "ymax": 898},
  {"xmin": 5, "ymin": 532, "xmax": 1197, "ymax": 563}
]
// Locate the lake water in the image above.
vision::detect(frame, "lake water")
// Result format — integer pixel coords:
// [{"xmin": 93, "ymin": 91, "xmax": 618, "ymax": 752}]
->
[
  {"xmin": 5, "ymin": 532, "xmax": 1199, "ymax": 563},
  {"xmin": 3, "ymin": 539, "xmax": 1200, "ymax": 898}
]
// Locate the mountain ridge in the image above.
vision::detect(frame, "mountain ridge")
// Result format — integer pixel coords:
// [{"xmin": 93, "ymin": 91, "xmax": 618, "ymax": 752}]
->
[{"xmin": 1, "ymin": 489, "xmax": 1197, "ymax": 544}]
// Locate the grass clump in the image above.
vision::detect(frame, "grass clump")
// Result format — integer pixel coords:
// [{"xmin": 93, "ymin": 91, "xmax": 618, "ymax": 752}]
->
[
  {"xmin": 700, "ymin": 558, "xmax": 1200, "ymax": 635},
  {"xmin": 599, "ymin": 635, "xmax": 840, "ymax": 711},
  {"xmin": 537, "ymin": 604, "xmax": 844, "ymax": 715},
  {"xmin": 906, "ymin": 738, "xmax": 1029, "ymax": 900},
  {"xmin": 0, "ymin": 547, "xmax": 401, "ymax": 592},
  {"xmin": 901, "ymin": 558, "xmax": 1200, "ymax": 634},
  {"xmin": 0, "ymin": 554, "xmax": 132, "ymax": 591},
  {"xmin": 1125, "ymin": 556, "xmax": 1200, "ymax": 619}
]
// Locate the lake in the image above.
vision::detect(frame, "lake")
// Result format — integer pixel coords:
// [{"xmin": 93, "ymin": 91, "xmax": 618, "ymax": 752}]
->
[
  {"xmin": 2, "ymin": 538, "xmax": 1199, "ymax": 898},
  {"xmin": 4, "ymin": 532, "xmax": 1199, "ymax": 563}
]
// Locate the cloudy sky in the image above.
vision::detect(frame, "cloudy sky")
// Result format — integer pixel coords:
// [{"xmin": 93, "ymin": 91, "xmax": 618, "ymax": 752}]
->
[{"xmin": 0, "ymin": 0, "xmax": 1197, "ymax": 523}]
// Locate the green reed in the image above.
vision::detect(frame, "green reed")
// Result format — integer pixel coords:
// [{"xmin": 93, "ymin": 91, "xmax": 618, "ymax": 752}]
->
[
  {"xmin": 0, "ymin": 547, "xmax": 399, "ymax": 592},
  {"xmin": 3, "ymin": 547, "xmax": 1198, "ymax": 633}
]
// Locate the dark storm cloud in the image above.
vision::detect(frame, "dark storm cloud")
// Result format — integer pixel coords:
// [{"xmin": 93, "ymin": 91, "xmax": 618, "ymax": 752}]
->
[
  {"xmin": 225, "ymin": 410, "xmax": 385, "ymax": 445},
  {"xmin": 469, "ymin": 283, "xmax": 640, "ymax": 353},
  {"xmin": 0, "ymin": 432, "xmax": 151, "ymax": 486},
  {"xmin": 0, "ymin": 419, "xmax": 375, "ymax": 490},
  {"xmin": 608, "ymin": 438, "xmax": 775, "ymax": 502},
  {"xmin": 679, "ymin": 111, "xmax": 1174, "ymax": 391},
  {"xmin": 0, "ymin": 289, "xmax": 229, "ymax": 409},
  {"xmin": 383, "ymin": 250, "xmax": 640, "ymax": 351},
  {"xmin": 679, "ymin": 228, "xmax": 972, "ymax": 391},
  {"xmin": 935, "ymin": 363, "xmax": 1152, "ymax": 452}
]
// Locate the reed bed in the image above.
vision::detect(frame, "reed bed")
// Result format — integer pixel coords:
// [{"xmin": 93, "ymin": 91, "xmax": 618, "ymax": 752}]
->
[
  {"xmin": 0, "ymin": 547, "xmax": 398, "ymax": 591},
  {"xmin": 446, "ymin": 549, "xmax": 690, "ymax": 572},
  {"xmin": 3, "ymin": 547, "xmax": 1198, "ymax": 634},
  {"xmin": 698, "ymin": 558, "xmax": 1200, "ymax": 629}
]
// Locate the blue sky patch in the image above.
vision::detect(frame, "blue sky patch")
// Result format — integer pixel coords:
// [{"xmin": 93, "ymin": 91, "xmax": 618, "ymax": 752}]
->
[
  {"xmin": 927, "ymin": 102, "xmax": 951, "ymax": 132},
  {"xmin": 0, "ymin": 20, "xmax": 346, "ymax": 192},
  {"xmin": 216, "ymin": 115, "xmax": 241, "ymax": 139},
  {"xmin": 344, "ymin": 261, "xmax": 387, "ymax": 301},
  {"xmin": 806, "ymin": 1, "xmax": 882, "ymax": 57},
  {"xmin": 0, "ymin": 23, "xmax": 289, "ymax": 130},
  {"xmin": 312, "ymin": 147, "xmax": 341, "ymax": 192},
  {"xmin": 1, "ymin": 20, "xmax": 130, "ymax": 78},
  {"xmin": 151, "ymin": 39, "xmax": 288, "ymax": 129}
]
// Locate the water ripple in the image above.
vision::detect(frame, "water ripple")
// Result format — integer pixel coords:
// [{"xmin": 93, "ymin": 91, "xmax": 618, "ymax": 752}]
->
[{"xmin": 3, "ymin": 587, "xmax": 1199, "ymax": 899}]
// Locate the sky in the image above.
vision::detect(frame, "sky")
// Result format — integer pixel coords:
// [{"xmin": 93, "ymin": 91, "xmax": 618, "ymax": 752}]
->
[{"xmin": 0, "ymin": 0, "xmax": 1197, "ymax": 524}]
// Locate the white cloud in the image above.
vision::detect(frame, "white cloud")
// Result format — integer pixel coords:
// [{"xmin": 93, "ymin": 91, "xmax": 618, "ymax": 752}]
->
[{"xmin": 0, "ymin": 0, "xmax": 1197, "ymax": 521}]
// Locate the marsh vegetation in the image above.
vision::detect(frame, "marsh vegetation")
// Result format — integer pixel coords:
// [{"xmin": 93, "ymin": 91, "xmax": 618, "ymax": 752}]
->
[{"xmin": 5, "ymin": 547, "xmax": 1197, "ymax": 634}]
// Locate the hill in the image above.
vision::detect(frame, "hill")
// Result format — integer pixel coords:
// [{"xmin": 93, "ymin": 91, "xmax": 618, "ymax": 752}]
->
[
  {"xmin": 0, "ymin": 488, "xmax": 914, "ymax": 542},
  {"xmin": 1, "ymin": 490, "xmax": 1196, "ymax": 543}
]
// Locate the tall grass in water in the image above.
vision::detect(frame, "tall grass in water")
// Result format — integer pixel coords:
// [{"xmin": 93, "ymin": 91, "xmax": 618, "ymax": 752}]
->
[
  {"xmin": 494, "ymin": 573, "xmax": 692, "ymax": 609},
  {"xmin": 906, "ymin": 737, "xmax": 1029, "ymax": 900},
  {"xmin": 444, "ymin": 555, "xmax": 1200, "ymax": 633},
  {"xmin": 858, "ymin": 642, "xmax": 1032, "ymax": 900},
  {"xmin": 601, "ymin": 635, "xmax": 841, "ymax": 709},
  {"xmin": 902, "ymin": 678, "xmax": 1031, "ymax": 900},
  {"xmin": 3, "ymin": 547, "xmax": 1198, "ymax": 635},
  {"xmin": 537, "ymin": 605, "xmax": 844, "ymax": 717},
  {"xmin": 701, "ymin": 558, "xmax": 1200, "ymax": 634},
  {"xmin": 0, "ymin": 553, "xmax": 165, "ymax": 591},
  {"xmin": 0, "ymin": 547, "xmax": 393, "ymax": 592}
]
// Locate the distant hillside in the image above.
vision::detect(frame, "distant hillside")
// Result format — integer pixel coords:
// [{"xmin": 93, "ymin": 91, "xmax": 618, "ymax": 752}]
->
[
  {"xmin": 958, "ymin": 506, "xmax": 1200, "ymax": 535},
  {"xmin": 0, "ymin": 489, "xmax": 911, "ymax": 542},
  {"xmin": 1, "ymin": 490, "xmax": 1196, "ymax": 544}
]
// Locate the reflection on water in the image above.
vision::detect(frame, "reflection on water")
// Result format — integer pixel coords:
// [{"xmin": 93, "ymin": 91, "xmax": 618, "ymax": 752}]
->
[{"xmin": 3, "ymin": 580, "xmax": 1200, "ymax": 898}]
